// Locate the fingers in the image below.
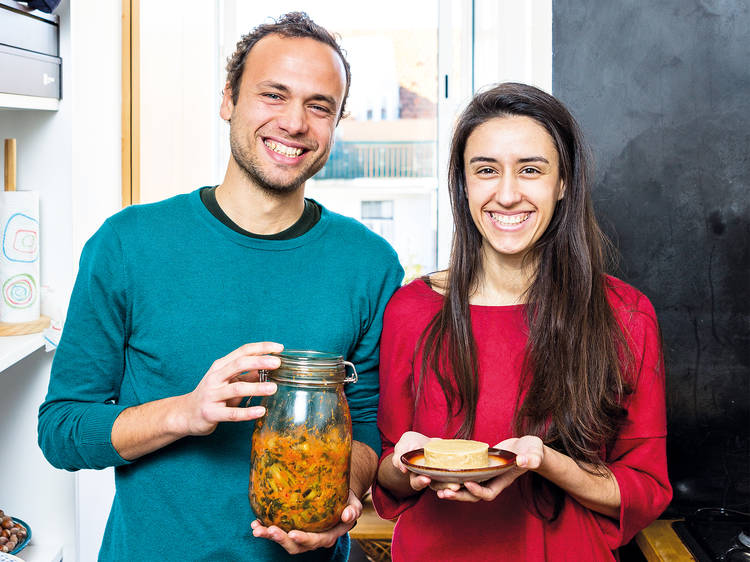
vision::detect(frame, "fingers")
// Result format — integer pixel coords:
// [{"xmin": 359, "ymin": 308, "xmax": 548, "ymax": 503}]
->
[
  {"xmin": 250, "ymin": 491, "xmax": 362, "ymax": 554},
  {"xmin": 409, "ymin": 473, "xmax": 432, "ymax": 492},
  {"xmin": 516, "ymin": 451, "xmax": 543, "ymax": 470},
  {"xmin": 217, "ymin": 354, "xmax": 281, "ymax": 383},
  {"xmin": 251, "ymin": 520, "xmax": 352, "ymax": 554},
  {"xmin": 429, "ymin": 481, "xmax": 461, "ymax": 492},
  {"xmin": 216, "ymin": 381, "xmax": 277, "ymax": 403},
  {"xmin": 436, "ymin": 480, "xmax": 500, "ymax": 502},
  {"xmin": 435, "ymin": 485, "xmax": 481, "ymax": 503},
  {"xmin": 210, "ymin": 342, "xmax": 284, "ymax": 374}
]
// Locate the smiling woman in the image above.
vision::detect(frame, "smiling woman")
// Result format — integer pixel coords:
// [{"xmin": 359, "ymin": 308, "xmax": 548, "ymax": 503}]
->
[
  {"xmin": 463, "ymin": 115, "xmax": 565, "ymax": 279},
  {"xmin": 372, "ymin": 83, "xmax": 672, "ymax": 561}
]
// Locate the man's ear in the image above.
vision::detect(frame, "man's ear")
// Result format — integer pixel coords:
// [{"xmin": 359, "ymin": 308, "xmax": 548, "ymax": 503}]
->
[{"xmin": 220, "ymin": 83, "xmax": 233, "ymax": 121}]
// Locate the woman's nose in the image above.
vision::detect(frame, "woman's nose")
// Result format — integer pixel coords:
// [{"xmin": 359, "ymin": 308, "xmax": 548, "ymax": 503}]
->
[{"xmin": 495, "ymin": 175, "xmax": 523, "ymax": 207}]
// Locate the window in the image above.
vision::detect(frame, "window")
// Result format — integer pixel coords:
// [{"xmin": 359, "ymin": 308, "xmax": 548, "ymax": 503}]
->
[
  {"xmin": 361, "ymin": 201, "xmax": 394, "ymax": 220},
  {"xmin": 132, "ymin": 3, "xmax": 550, "ymax": 277}
]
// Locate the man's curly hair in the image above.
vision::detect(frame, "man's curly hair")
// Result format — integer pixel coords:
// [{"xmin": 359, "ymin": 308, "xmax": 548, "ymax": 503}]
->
[{"xmin": 225, "ymin": 12, "xmax": 351, "ymax": 121}]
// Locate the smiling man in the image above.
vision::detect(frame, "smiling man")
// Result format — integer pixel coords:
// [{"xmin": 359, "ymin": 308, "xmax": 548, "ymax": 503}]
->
[{"xmin": 38, "ymin": 12, "xmax": 403, "ymax": 562}]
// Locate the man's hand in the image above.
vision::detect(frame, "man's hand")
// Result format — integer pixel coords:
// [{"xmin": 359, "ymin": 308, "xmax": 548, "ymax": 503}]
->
[
  {"xmin": 112, "ymin": 341, "xmax": 283, "ymax": 461},
  {"xmin": 177, "ymin": 341, "xmax": 283, "ymax": 436},
  {"xmin": 250, "ymin": 490, "xmax": 363, "ymax": 554}
]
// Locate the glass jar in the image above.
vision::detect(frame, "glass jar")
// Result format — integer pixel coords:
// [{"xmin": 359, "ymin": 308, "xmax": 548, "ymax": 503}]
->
[{"xmin": 249, "ymin": 350, "xmax": 357, "ymax": 532}]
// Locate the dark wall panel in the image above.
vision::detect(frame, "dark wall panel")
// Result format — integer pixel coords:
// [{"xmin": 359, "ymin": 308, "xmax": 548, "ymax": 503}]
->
[{"xmin": 553, "ymin": 0, "xmax": 749, "ymax": 513}]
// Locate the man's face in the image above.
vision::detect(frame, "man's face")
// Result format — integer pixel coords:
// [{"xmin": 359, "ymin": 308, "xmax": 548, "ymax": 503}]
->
[{"xmin": 220, "ymin": 34, "xmax": 347, "ymax": 195}]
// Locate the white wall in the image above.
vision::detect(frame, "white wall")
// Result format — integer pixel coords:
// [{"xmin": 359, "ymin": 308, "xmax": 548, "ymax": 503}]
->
[
  {"xmin": 473, "ymin": 0, "xmax": 553, "ymax": 93},
  {"xmin": 68, "ymin": 0, "xmax": 124, "ymax": 557},
  {"xmin": 139, "ymin": 1, "xmax": 223, "ymax": 203}
]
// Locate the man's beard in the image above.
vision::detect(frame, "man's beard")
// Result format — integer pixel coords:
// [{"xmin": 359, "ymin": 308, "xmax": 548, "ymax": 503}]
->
[{"xmin": 229, "ymin": 126, "xmax": 327, "ymax": 196}]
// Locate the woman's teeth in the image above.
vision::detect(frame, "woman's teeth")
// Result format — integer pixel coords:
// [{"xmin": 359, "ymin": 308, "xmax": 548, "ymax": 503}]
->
[
  {"xmin": 489, "ymin": 211, "xmax": 531, "ymax": 225},
  {"xmin": 264, "ymin": 140, "xmax": 303, "ymax": 157}
]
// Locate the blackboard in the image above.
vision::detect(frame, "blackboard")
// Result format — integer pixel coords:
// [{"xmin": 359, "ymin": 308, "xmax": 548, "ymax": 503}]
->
[{"xmin": 553, "ymin": 0, "xmax": 749, "ymax": 514}]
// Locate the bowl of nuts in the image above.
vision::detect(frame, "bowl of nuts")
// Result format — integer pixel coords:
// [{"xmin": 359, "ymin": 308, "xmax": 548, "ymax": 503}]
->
[{"xmin": 0, "ymin": 510, "xmax": 30, "ymax": 556}]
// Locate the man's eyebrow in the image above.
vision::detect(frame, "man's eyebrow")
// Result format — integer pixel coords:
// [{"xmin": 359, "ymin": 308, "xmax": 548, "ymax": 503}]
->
[{"xmin": 257, "ymin": 81, "xmax": 290, "ymax": 92}]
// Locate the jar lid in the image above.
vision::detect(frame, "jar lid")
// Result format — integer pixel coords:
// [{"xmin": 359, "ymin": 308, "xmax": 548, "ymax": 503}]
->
[{"xmin": 259, "ymin": 350, "xmax": 358, "ymax": 385}]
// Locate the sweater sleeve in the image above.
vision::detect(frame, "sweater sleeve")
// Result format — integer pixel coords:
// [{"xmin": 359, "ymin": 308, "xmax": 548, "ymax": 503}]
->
[
  {"xmin": 37, "ymin": 220, "xmax": 132, "ymax": 471},
  {"xmin": 595, "ymin": 290, "xmax": 673, "ymax": 548},
  {"xmin": 371, "ymin": 284, "xmax": 424, "ymax": 519},
  {"xmin": 345, "ymin": 250, "xmax": 404, "ymax": 455}
]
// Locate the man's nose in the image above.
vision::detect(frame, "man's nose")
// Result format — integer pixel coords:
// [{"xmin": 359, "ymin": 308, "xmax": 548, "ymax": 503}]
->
[{"xmin": 277, "ymin": 103, "xmax": 309, "ymax": 136}]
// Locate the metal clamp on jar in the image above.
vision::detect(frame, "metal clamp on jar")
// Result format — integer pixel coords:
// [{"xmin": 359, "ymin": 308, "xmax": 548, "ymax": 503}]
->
[{"xmin": 250, "ymin": 350, "xmax": 357, "ymax": 532}]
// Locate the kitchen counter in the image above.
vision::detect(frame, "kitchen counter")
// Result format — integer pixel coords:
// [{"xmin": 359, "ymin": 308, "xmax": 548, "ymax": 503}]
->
[
  {"xmin": 635, "ymin": 520, "xmax": 695, "ymax": 561},
  {"xmin": 352, "ymin": 500, "xmax": 697, "ymax": 561}
]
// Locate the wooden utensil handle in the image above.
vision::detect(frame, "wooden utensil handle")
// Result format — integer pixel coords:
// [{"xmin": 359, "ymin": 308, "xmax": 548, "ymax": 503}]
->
[{"xmin": 5, "ymin": 138, "xmax": 17, "ymax": 191}]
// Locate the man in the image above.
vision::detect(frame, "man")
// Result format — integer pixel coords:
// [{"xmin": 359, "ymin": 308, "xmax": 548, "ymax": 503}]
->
[{"xmin": 38, "ymin": 12, "xmax": 403, "ymax": 561}]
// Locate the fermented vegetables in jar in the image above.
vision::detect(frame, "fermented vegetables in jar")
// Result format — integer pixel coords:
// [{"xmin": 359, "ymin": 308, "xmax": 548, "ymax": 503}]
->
[{"xmin": 249, "ymin": 350, "xmax": 356, "ymax": 532}]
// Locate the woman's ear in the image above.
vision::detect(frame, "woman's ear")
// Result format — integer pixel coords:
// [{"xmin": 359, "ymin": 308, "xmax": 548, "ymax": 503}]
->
[{"xmin": 557, "ymin": 180, "xmax": 566, "ymax": 201}]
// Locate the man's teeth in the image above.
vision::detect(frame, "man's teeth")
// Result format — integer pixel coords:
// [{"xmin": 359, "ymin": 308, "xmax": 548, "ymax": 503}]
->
[
  {"xmin": 265, "ymin": 140, "xmax": 303, "ymax": 157},
  {"xmin": 489, "ymin": 211, "xmax": 530, "ymax": 225}
]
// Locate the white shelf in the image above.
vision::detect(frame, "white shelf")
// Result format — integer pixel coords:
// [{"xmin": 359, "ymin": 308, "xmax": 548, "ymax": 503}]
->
[
  {"xmin": 15, "ymin": 542, "xmax": 63, "ymax": 562},
  {"xmin": 0, "ymin": 333, "xmax": 45, "ymax": 373},
  {"xmin": 0, "ymin": 93, "xmax": 59, "ymax": 111}
]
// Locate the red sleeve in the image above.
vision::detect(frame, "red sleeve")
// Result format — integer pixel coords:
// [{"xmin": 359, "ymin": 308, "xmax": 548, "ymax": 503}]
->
[
  {"xmin": 371, "ymin": 282, "xmax": 431, "ymax": 520},
  {"xmin": 596, "ymin": 284, "xmax": 673, "ymax": 548}
]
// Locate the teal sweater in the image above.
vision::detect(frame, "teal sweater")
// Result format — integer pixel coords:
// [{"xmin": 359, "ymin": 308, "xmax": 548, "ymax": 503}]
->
[{"xmin": 38, "ymin": 189, "xmax": 403, "ymax": 561}]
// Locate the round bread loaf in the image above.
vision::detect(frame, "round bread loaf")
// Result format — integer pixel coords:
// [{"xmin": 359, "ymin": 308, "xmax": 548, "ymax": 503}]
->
[{"xmin": 423, "ymin": 439, "xmax": 489, "ymax": 469}]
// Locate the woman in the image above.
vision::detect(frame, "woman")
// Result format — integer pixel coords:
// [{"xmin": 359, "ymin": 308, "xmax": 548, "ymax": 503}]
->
[{"xmin": 372, "ymin": 83, "xmax": 672, "ymax": 561}]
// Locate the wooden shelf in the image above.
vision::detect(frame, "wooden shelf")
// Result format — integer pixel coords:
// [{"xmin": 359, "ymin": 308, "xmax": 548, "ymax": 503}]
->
[{"xmin": 0, "ymin": 332, "xmax": 45, "ymax": 373}]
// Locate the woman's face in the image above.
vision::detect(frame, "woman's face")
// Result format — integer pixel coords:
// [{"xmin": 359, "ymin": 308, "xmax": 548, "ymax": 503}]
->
[{"xmin": 464, "ymin": 115, "xmax": 564, "ymax": 267}]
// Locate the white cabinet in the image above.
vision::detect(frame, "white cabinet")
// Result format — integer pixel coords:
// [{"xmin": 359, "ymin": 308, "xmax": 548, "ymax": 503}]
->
[{"xmin": 0, "ymin": 1, "xmax": 123, "ymax": 561}]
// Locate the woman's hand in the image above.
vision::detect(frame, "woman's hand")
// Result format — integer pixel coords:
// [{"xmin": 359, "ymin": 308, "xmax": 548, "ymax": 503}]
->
[
  {"xmin": 392, "ymin": 431, "xmax": 434, "ymax": 492},
  {"xmin": 434, "ymin": 435, "xmax": 544, "ymax": 502}
]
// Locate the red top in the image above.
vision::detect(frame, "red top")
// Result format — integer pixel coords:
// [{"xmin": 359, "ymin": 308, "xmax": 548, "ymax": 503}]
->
[{"xmin": 372, "ymin": 277, "xmax": 672, "ymax": 561}]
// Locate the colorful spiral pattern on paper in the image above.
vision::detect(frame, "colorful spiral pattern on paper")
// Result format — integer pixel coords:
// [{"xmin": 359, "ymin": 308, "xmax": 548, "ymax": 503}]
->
[
  {"xmin": 3, "ymin": 273, "xmax": 37, "ymax": 309},
  {"xmin": 3, "ymin": 213, "xmax": 39, "ymax": 263}
]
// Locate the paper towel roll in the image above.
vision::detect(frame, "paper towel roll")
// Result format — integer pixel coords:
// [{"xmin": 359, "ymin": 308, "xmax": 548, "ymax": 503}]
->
[{"xmin": 0, "ymin": 190, "xmax": 40, "ymax": 323}]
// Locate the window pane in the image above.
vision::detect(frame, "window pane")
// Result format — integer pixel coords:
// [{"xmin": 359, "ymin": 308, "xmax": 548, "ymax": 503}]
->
[{"xmin": 221, "ymin": 1, "xmax": 439, "ymax": 280}]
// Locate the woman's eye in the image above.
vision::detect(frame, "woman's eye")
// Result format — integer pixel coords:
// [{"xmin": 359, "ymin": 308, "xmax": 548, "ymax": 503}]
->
[
  {"xmin": 521, "ymin": 167, "xmax": 540, "ymax": 175},
  {"xmin": 477, "ymin": 167, "xmax": 495, "ymax": 175}
]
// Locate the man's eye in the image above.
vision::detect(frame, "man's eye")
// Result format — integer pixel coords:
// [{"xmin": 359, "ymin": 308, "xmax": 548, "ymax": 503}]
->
[
  {"xmin": 310, "ymin": 105, "xmax": 332, "ymax": 114},
  {"xmin": 263, "ymin": 93, "xmax": 282, "ymax": 100}
]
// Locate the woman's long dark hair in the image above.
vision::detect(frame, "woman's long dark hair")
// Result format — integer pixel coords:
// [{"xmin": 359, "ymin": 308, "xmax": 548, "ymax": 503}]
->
[{"xmin": 418, "ymin": 83, "xmax": 632, "ymax": 515}]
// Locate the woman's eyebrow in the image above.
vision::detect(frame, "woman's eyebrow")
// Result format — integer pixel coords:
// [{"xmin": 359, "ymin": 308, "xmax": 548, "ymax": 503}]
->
[
  {"xmin": 518, "ymin": 156, "xmax": 550, "ymax": 164},
  {"xmin": 468, "ymin": 156, "xmax": 499, "ymax": 164},
  {"xmin": 468, "ymin": 156, "xmax": 550, "ymax": 164}
]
